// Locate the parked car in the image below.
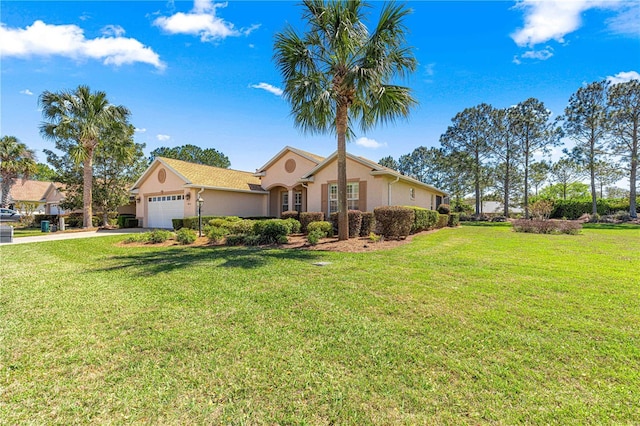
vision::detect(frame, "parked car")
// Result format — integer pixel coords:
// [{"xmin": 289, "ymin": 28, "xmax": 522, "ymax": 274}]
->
[{"xmin": 0, "ymin": 208, "xmax": 22, "ymax": 222}]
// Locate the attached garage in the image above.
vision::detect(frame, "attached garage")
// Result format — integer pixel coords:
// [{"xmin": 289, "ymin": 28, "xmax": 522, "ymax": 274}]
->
[{"xmin": 146, "ymin": 194, "xmax": 185, "ymax": 229}]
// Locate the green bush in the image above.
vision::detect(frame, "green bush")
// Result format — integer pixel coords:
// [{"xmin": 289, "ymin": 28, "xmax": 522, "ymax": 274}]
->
[
  {"xmin": 437, "ymin": 204, "xmax": 451, "ymax": 215},
  {"xmin": 260, "ymin": 219, "xmax": 290, "ymax": 244},
  {"xmin": 118, "ymin": 214, "xmax": 136, "ymax": 228},
  {"xmin": 281, "ymin": 210, "xmax": 299, "ymax": 220},
  {"xmin": 122, "ymin": 233, "xmax": 148, "ymax": 244},
  {"xmin": 374, "ymin": 206, "xmax": 414, "ymax": 239},
  {"xmin": 448, "ymin": 213, "xmax": 460, "ymax": 227},
  {"xmin": 307, "ymin": 221, "xmax": 333, "ymax": 237},
  {"xmin": 183, "ymin": 216, "xmax": 218, "ymax": 230},
  {"xmin": 242, "ymin": 234, "xmax": 262, "ymax": 246},
  {"xmin": 436, "ymin": 214, "xmax": 449, "ymax": 229},
  {"xmin": 171, "ymin": 218, "xmax": 184, "ymax": 231},
  {"xmin": 175, "ymin": 228, "xmax": 197, "ymax": 244},
  {"xmin": 124, "ymin": 218, "xmax": 139, "ymax": 228},
  {"xmin": 307, "ymin": 229, "xmax": 325, "ymax": 245},
  {"xmin": 284, "ymin": 218, "xmax": 302, "ymax": 234},
  {"xmin": 33, "ymin": 214, "xmax": 58, "ymax": 226},
  {"xmin": 228, "ymin": 220, "xmax": 255, "ymax": 235},
  {"xmin": 359, "ymin": 212, "xmax": 375, "ymax": 237},
  {"xmin": 300, "ymin": 212, "xmax": 324, "ymax": 233},
  {"xmin": 405, "ymin": 206, "xmax": 439, "ymax": 233},
  {"xmin": 225, "ymin": 234, "xmax": 247, "ymax": 246},
  {"xmin": 207, "ymin": 226, "xmax": 229, "ymax": 243},
  {"xmin": 148, "ymin": 229, "xmax": 173, "ymax": 243},
  {"xmin": 550, "ymin": 198, "xmax": 639, "ymax": 220}
]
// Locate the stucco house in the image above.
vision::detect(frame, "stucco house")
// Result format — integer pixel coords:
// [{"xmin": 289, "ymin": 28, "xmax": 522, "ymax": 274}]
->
[
  {"xmin": 3, "ymin": 180, "xmax": 66, "ymax": 215},
  {"xmin": 131, "ymin": 146, "xmax": 447, "ymax": 229}
]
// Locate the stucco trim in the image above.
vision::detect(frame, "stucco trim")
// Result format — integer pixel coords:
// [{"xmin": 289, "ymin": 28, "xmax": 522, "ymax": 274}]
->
[
  {"xmin": 183, "ymin": 184, "xmax": 268, "ymax": 195},
  {"xmin": 254, "ymin": 146, "xmax": 324, "ymax": 174}
]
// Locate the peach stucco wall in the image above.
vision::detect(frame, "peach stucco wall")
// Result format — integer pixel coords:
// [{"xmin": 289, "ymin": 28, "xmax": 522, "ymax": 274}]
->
[
  {"xmin": 306, "ymin": 157, "xmax": 442, "ymax": 213},
  {"xmin": 135, "ymin": 162, "xmax": 190, "ymax": 226},
  {"xmin": 260, "ymin": 151, "xmax": 319, "ymax": 190}
]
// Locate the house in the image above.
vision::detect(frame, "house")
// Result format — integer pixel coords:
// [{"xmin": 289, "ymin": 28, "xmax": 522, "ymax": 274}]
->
[
  {"xmin": 131, "ymin": 146, "xmax": 447, "ymax": 229},
  {"xmin": 3, "ymin": 180, "xmax": 65, "ymax": 215}
]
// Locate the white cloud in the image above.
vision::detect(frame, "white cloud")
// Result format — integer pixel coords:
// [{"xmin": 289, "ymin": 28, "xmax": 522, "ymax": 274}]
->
[
  {"xmin": 101, "ymin": 24, "xmax": 125, "ymax": 37},
  {"xmin": 157, "ymin": 134, "xmax": 171, "ymax": 141},
  {"xmin": 521, "ymin": 47, "xmax": 554, "ymax": 61},
  {"xmin": 512, "ymin": 56, "xmax": 522, "ymax": 65},
  {"xmin": 135, "ymin": 128, "xmax": 147, "ymax": 133},
  {"xmin": 606, "ymin": 3, "xmax": 640, "ymax": 37},
  {"xmin": 0, "ymin": 20, "xmax": 165, "ymax": 70},
  {"xmin": 424, "ymin": 63, "xmax": 435, "ymax": 77},
  {"xmin": 607, "ymin": 71, "xmax": 640, "ymax": 85},
  {"xmin": 355, "ymin": 137, "xmax": 386, "ymax": 149},
  {"xmin": 20, "ymin": 89, "xmax": 33, "ymax": 96},
  {"xmin": 510, "ymin": 0, "xmax": 630, "ymax": 47},
  {"xmin": 250, "ymin": 82, "xmax": 283, "ymax": 97},
  {"xmin": 154, "ymin": 0, "xmax": 260, "ymax": 42}
]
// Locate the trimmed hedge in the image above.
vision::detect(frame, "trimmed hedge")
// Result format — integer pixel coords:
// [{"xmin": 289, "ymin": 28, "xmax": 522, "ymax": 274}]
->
[
  {"xmin": 448, "ymin": 213, "xmax": 460, "ymax": 227},
  {"xmin": 300, "ymin": 212, "xmax": 324, "ymax": 234},
  {"xmin": 374, "ymin": 206, "xmax": 414, "ymax": 239},
  {"xmin": 437, "ymin": 204, "xmax": 451, "ymax": 215},
  {"xmin": 176, "ymin": 228, "xmax": 197, "ymax": 244},
  {"xmin": 33, "ymin": 214, "xmax": 58, "ymax": 225},
  {"xmin": 513, "ymin": 219, "xmax": 582, "ymax": 235},
  {"xmin": 307, "ymin": 221, "xmax": 333, "ymax": 237},
  {"xmin": 117, "ymin": 214, "xmax": 136, "ymax": 228},
  {"xmin": 171, "ymin": 218, "xmax": 184, "ymax": 231},
  {"xmin": 329, "ymin": 210, "xmax": 362, "ymax": 238},
  {"xmin": 183, "ymin": 216, "xmax": 218, "ymax": 230},
  {"xmin": 359, "ymin": 212, "xmax": 375, "ymax": 237},
  {"xmin": 404, "ymin": 206, "xmax": 439, "ymax": 233},
  {"xmin": 550, "ymin": 198, "xmax": 639, "ymax": 219},
  {"xmin": 281, "ymin": 210, "xmax": 299, "ymax": 220},
  {"xmin": 436, "ymin": 214, "xmax": 449, "ymax": 229}
]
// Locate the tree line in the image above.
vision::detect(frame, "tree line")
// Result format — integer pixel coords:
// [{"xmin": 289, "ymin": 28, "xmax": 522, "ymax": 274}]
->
[{"xmin": 380, "ymin": 79, "xmax": 639, "ymax": 219}]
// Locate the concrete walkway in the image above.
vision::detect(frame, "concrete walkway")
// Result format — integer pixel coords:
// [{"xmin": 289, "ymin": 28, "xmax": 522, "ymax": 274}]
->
[{"xmin": 2, "ymin": 228, "xmax": 148, "ymax": 245}]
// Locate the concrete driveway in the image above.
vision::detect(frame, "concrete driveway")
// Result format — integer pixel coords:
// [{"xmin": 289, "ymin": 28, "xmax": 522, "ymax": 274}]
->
[{"xmin": 2, "ymin": 228, "xmax": 149, "ymax": 245}]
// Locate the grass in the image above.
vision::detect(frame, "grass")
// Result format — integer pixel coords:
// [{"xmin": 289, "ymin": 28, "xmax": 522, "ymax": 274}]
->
[{"xmin": 1, "ymin": 225, "xmax": 639, "ymax": 424}]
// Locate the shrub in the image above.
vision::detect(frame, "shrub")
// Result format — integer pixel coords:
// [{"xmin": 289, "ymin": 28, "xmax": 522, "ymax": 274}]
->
[
  {"xmin": 492, "ymin": 216, "xmax": 508, "ymax": 222},
  {"xmin": 530, "ymin": 199, "xmax": 553, "ymax": 220},
  {"xmin": 437, "ymin": 203, "xmax": 451, "ymax": 215},
  {"xmin": 207, "ymin": 226, "xmax": 229, "ymax": 243},
  {"xmin": 225, "ymin": 234, "xmax": 246, "ymax": 246},
  {"xmin": 183, "ymin": 216, "xmax": 218, "ymax": 230},
  {"xmin": 307, "ymin": 221, "xmax": 333, "ymax": 237},
  {"xmin": 436, "ymin": 214, "xmax": 449, "ymax": 229},
  {"xmin": 281, "ymin": 210, "xmax": 299, "ymax": 220},
  {"xmin": 512, "ymin": 219, "xmax": 582, "ymax": 235},
  {"xmin": 259, "ymin": 219, "xmax": 290, "ymax": 244},
  {"xmin": 170, "ymin": 218, "xmax": 184, "ymax": 230},
  {"xmin": 329, "ymin": 210, "xmax": 362, "ymax": 238},
  {"xmin": 307, "ymin": 229, "xmax": 325, "ymax": 245},
  {"xmin": 448, "ymin": 213, "xmax": 460, "ymax": 227},
  {"xmin": 374, "ymin": 206, "xmax": 414, "ymax": 239},
  {"xmin": 405, "ymin": 206, "xmax": 439, "ymax": 233},
  {"xmin": 284, "ymin": 218, "xmax": 302, "ymax": 234},
  {"xmin": 277, "ymin": 235, "xmax": 289, "ymax": 244},
  {"xmin": 299, "ymin": 212, "xmax": 324, "ymax": 233},
  {"xmin": 148, "ymin": 229, "xmax": 173, "ymax": 243},
  {"xmin": 33, "ymin": 214, "xmax": 58, "ymax": 226},
  {"xmin": 124, "ymin": 218, "xmax": 139, "ymax": 228},
  {"xmin": 359, "ymin": 212, "xmax": 375, "ymax": 237},
  {"xmin": 123, "ymin": 233, "xmax": 148, "ymax": 244},
  {"xmin": 242, "ymin": 234, "xmax": 262, "ymax": 246},
  {"xmin": 117, "ymin": 214, "xmax": 136, "ymax": 228},
  {"xmin": 228, "ymin": 219, "xmax": 255, "ymax": 235},
  {"xmin": 176, "ymin": 228, "xmax": 197, "ymax": 245}
]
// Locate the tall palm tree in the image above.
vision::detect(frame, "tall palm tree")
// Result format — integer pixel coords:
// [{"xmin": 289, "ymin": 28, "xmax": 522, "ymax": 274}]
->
[
  {"xmin": 39, "ymin": 85, "xmax": 130, "ymax": 228},
  {"xmin": 274, "ymin": 0, "xmax": 417, "ymax": 240},
  {"xmin": 0, "ymin": 136, "xmax": 37, "ymax": 208}
]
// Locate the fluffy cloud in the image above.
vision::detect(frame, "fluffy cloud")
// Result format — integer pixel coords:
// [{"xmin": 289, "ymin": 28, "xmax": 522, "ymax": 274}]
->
[
  {"xmin": 522, "ymin": 47, "xmax": 554, "ymax": 60},
  {"xmin": 511, "ymin": 0, "xmax": 635, "ymax": 47},
  {"xmin": 0, "ymin": 20, "xmax": 165, "ymax": 69},
  {"xmin": 157, "ymin": 134, "xmax": 171, "ymax": 141},
  {"xmin": 250, "ymin": 82, "xmax": 283, "ymax": 97},
  {"xmin": 607, "ymin": 71, "xmax": 640, "ymax": 85},
  {"xmin": 135, "ymin": 128, "xmax": 147, "ymax": 133},
  {"xmin": 154, "ymin": 0, "xmax": 260, "ymax": 42},
  {"xmin": 20, "ymin": 89, "xmax": 33, "ymax": 96},
  {"xmin": 355, "ymin": 137, "xmax": 386, "ymax": 149}
]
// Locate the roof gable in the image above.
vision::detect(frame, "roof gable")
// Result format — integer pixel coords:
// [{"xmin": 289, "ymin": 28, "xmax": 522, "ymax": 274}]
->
[
  {"xmin": 301, "ymin": 151, "xmax": 447, "ymax": 195},
  {"xmin": 132, "ymin": 157, "xmax": 266, "ymax": 193},
  {"xmin": 255, "ymin": 146, "xmax": 324, "ymax": 174},
  {"xmin": 8, "ymin": 180, "xmax": 56, "ymax": 202}
]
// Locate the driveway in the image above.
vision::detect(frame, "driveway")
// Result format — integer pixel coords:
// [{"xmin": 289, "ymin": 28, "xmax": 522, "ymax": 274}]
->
[{"xmin": 2, "ymin": 228, "xmax": 149, "ymax": 245}]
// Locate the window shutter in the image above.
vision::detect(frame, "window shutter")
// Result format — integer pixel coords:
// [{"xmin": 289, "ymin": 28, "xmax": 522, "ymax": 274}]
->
[
  {"xmin": 321, "ymin": 184, "xmax": 328, "ymax": 217},
  {"xmin": 359, "ymin": 180, "xmax": 367, "ymax": 212}
]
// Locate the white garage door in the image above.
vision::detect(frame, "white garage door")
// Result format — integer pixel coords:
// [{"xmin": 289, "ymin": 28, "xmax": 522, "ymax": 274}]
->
[{"xmin": 147, "ymin": 194, "xmax": 184, "ymax": 229}]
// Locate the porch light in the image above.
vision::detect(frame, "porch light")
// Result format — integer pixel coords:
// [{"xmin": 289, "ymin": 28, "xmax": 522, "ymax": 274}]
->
[
  {"xmin": 197, "ymin": 196, "xmax": 204, "ymax": 237},
  {"xmin": 185, "ymin": 192, "xmax": 191, "ymax": 201},
  {"xmin": 135, "ymin": 196, "xmax": 141, "ymax": 203}
]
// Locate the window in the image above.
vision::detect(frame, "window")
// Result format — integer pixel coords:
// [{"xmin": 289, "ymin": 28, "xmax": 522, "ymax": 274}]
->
[
  {"xmin": 281, "ymin": 192, "xmax": 289, "ymax": 213},
  {"xmin": 294, "ymin": 191, "xmax": 302, "ymax": 213},
  {"xmin": 329, "ymin": 182, "xmax": 359, "ymax": 213}
]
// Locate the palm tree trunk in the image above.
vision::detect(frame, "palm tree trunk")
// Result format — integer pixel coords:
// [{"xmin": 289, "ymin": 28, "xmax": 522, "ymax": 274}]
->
[
  {"xmin": 83, "ymin": 152, "xmax": 94, "ymax": 228},
  {"xmin": 336, "ymin": 103, "xmax": 349, "ymax": 241},
  {"xmin": 0, "ymin": 179, "xmax": 13, "ymax": 208}
]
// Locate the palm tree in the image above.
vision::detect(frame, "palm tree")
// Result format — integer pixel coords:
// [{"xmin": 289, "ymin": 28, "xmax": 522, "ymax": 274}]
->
[
  {"xmin": 274, "ymin": 0, "xmax": 417, "ymax": 240},
  {"xmin": 39, "ymin": 85, "xmax": 130, "ymax": 228},
  {"xmin": 0, "ymin": 136, "xmax": 37, "ymax": 208}
]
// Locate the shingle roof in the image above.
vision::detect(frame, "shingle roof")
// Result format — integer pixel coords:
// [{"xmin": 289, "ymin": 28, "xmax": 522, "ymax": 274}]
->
[
  {"xmin": 8, "ymin": 180, "xmax": 54, "ymax": 202},
  {"xmin": 158, "ymin": 157, "xmax": 265, "ymax": 192}
]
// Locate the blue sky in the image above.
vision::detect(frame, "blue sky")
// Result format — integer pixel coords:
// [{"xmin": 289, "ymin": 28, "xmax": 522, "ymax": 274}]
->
[{"xmin": 2, "ymin": 0, "xmax": 639, "ymax": 173}]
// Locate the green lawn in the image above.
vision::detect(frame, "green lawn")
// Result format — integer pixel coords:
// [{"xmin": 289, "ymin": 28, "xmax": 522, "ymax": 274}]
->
[{"xmin": 1, "ymin": 225, "xmax": 639, "ymax": 424}]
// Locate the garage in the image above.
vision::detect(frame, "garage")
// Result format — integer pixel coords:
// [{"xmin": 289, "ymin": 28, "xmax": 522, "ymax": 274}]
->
[{"xmin": 146, "ymin": 194, "xmax": 184, "ymax": 229}]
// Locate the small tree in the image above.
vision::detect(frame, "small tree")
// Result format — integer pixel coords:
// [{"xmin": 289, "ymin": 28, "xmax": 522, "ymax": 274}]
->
[{"xmin": 550, "ymin": 157, "xmax": 584, "ymax": 200}]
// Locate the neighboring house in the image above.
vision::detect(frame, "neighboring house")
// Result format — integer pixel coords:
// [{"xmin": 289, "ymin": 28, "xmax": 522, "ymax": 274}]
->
[
  {"xmin": 3, "ymin": 180, "xmax": 65, "ymax": 215},
  {"xmin": 131, "ymin": 146, "xmax": 447, "ymax": 229},
  {"xmin": 480, "ymin": 201, "xmax": 523, "ymax": 215}
]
